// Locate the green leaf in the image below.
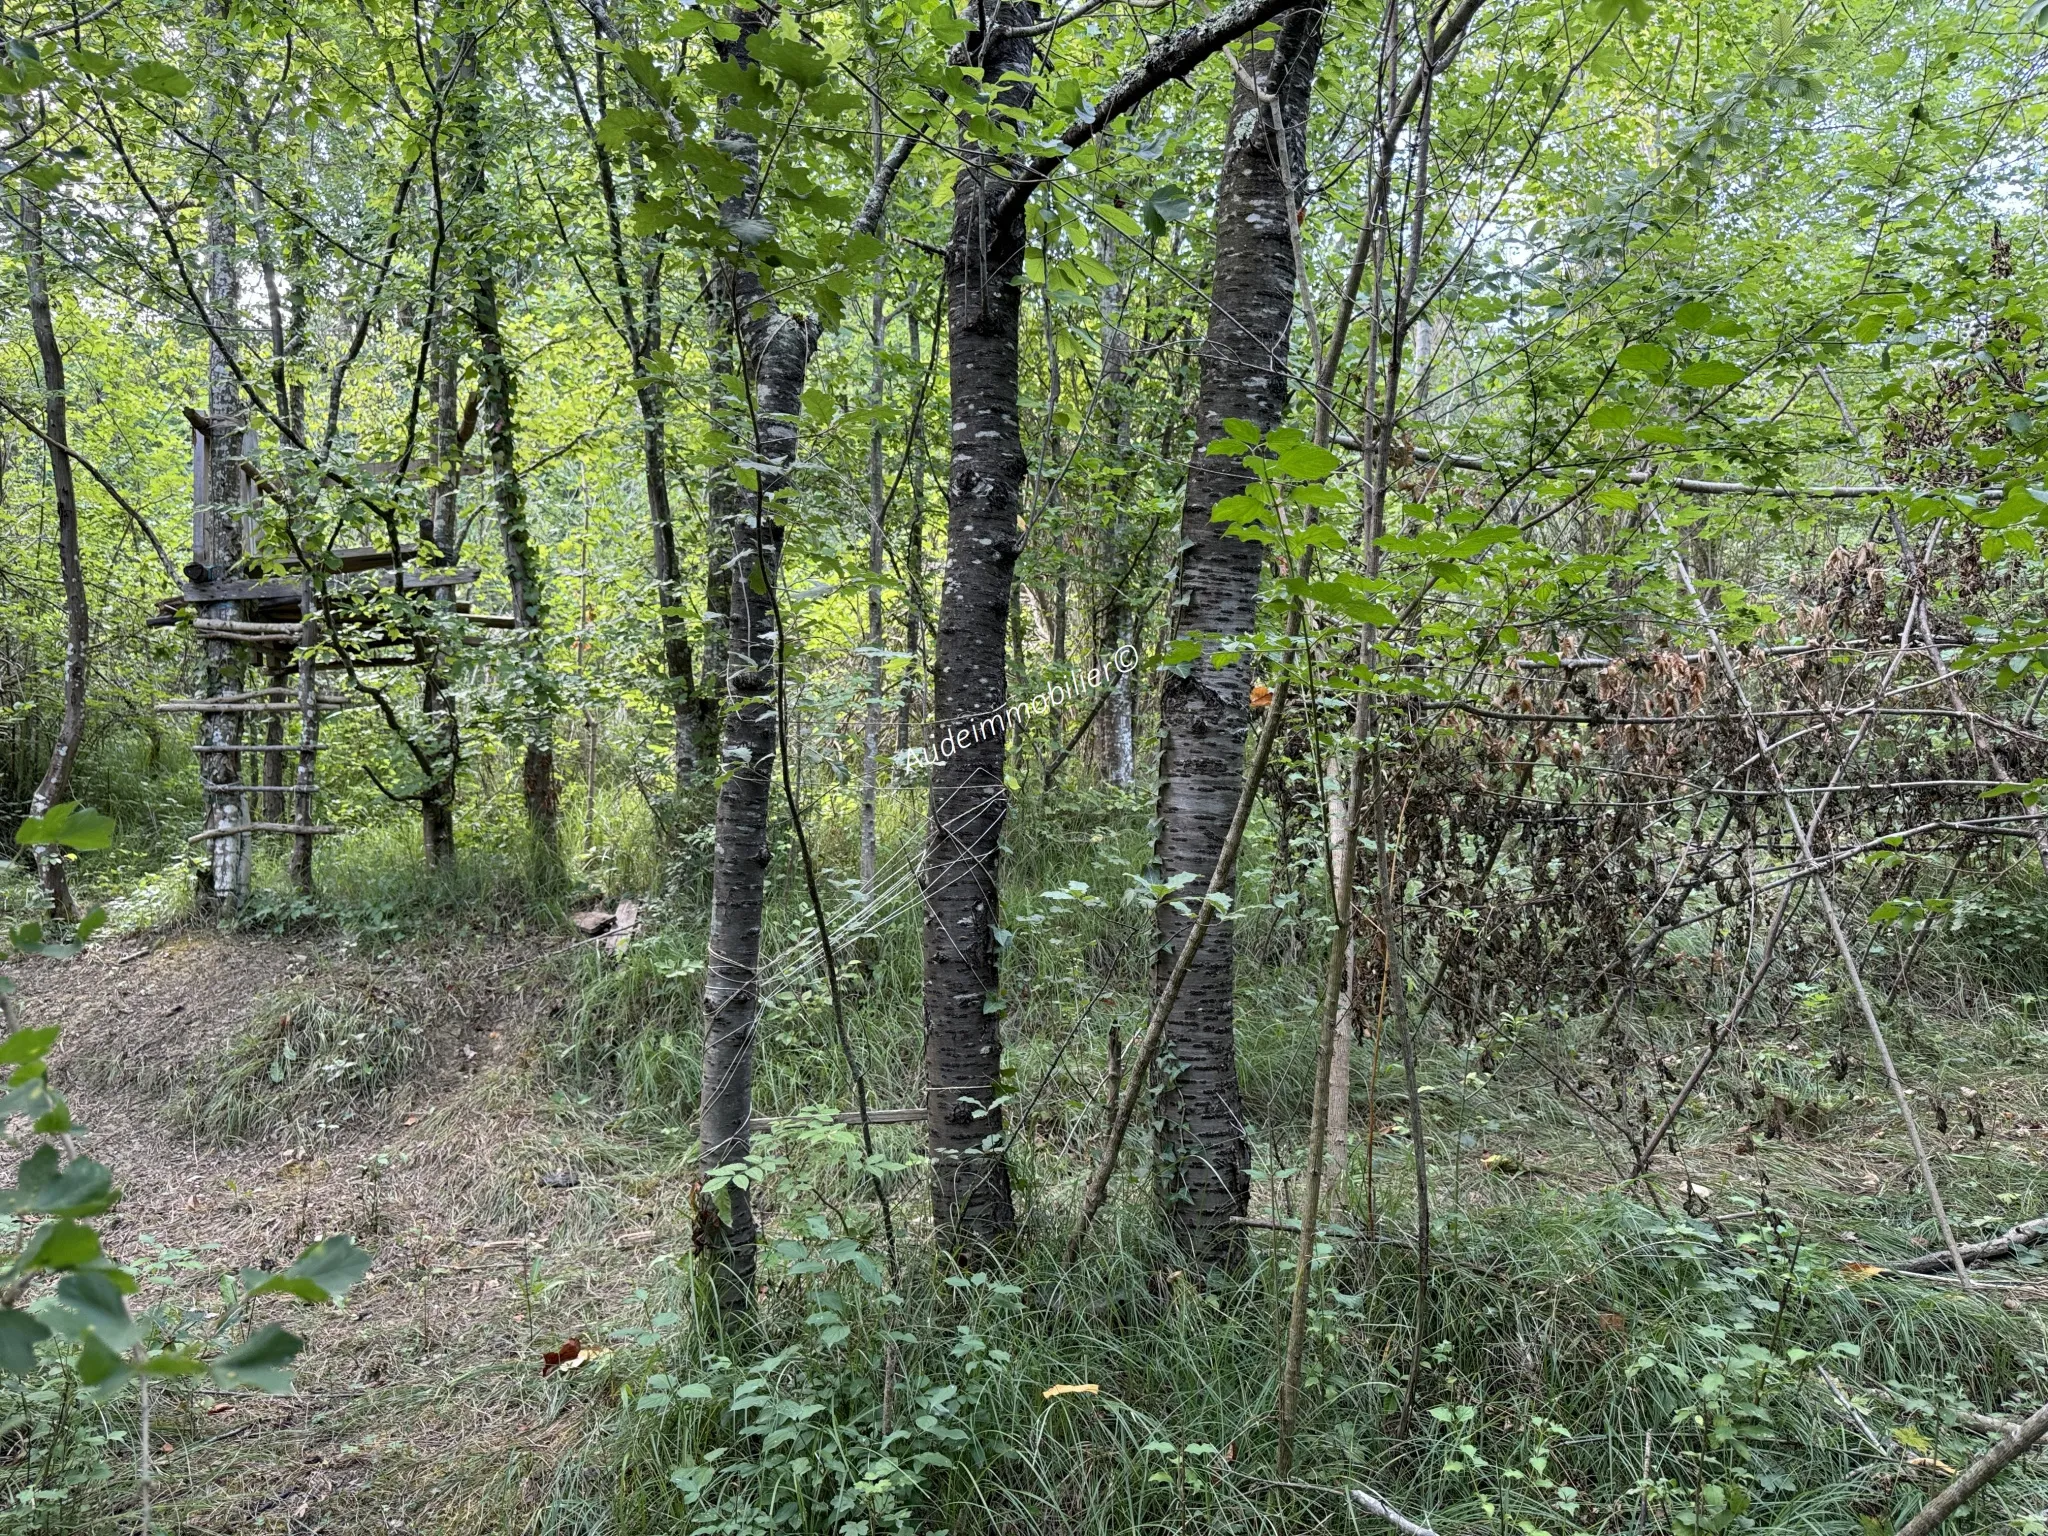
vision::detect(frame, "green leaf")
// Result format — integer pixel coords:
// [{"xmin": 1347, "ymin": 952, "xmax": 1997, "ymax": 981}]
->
[
  {"xmin": 0, "ymin": 1309, "xmax": 50, "ymax": 1375},
  {"xmin": 746, "ymin": 32, "xmax": 830, "ymax": 90},
  {"xmin": 1676, "ymin": 359, "xmax": 1745, "ymax": 388},
  {"xmin": 1097, "ymin": 205, "xmax": 1144, "ymax": 240},
  {"xmin": 210, "ymin": 1324, "xmax": 304, "ymax": 1393},
  {"xmin": 5, "ymin": 1147, "xmax": 116, "ymax": 1218},
  {"xmin": 1146, "ymin": 187, "xmax": 1191, "ymax": 224},
  {"xmin": 1617, "ymin": 343, "xmax": 1671, "ymax": 374},
  {"xmin": 67, "ymin": 47, "xmax": 121, "ymax": 78},
  {"xmin": 127, "ymin": 60, "xmax": 193, "ymax": 97},
  {"xmin": 1303, "ymin": 580, "xmax": 1397, "ymax": 626},
  {"xmin": 0, "ymin": 1026, "xmax": 59, "ymax": 1069},
  {"xmin": 249, "ymin": 1235, "xmax": 372, "ymax": 1305},
  {"xmin": 1270, "ymin": 444, "xmax": 1342, "ymax": 482},
  {"xmin": 14, "ymin": 802, "xmax": 113, "ymax": 851},
  {"xmin": 75, "ymin": 1330, "xmax": 135, "ymax": 1394},
  {"xmin": 16, "ymin": 1218, "xmax": 103, "ymax": 1274},
  {"xmin": 51, "ymin": 1270, "xmax": 136, "ymax": 1350},
  {"xmin": 1070, "ymin": 253, "xmax": 1118, "ymax": 287},
  {"xmin": 1588, "ymin": 403, "xmax": 1634, "ymax": 429}
]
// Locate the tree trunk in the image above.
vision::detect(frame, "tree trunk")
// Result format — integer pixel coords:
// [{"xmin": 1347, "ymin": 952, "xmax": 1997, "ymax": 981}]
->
[
  {"xmin": 19, "ymin": 187, "xmax": 87, "ymax": 921},
  {"xmin": 420, "ymin": 311, "xmax": 462, "ymax": 870},
  {"xmin": 694, "ymin": 14, "xmax": 819, "ymax": 1318},
  {"xmin": 1151, "ymin": 9, "xmax": 1324, "ymax": 1269},
  {"xmin": 899, "ymin": 302, "xmax": 930, "ymax": 755},
  {"xmin": 921, "ymin": 2, "xmax": 1037, "ymax": 1245},
  {"xmin": 860, "ymin": 235, "xmax": 888, "ymax": 912},
  {"xmin": 864, "ymin": 99, "xmax": 897, "ymax": 913},
  {"xmin": 195, "ymin": 53, "xmax": 251, "ymax": 918},
  {"xmin": 1097, "ymin": 246, "xmax": 1138, "ymax": 789},
  {"xmin": 454, "ymin": 39, "xmax": 556, "ymax": 849}
]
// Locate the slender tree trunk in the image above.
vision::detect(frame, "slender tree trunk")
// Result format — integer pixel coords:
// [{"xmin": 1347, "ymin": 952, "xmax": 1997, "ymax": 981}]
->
[
  {"xmin": 453, "ymin": 37, "xmax": 556, "ymax": 848},
  {"xmin": 899, "ymin": 303, "xmax": 929, "ymax": 755},
  {"xmin": 420, "ymin": 312, "xmax": 462, "ymax": 870},
  {"xmin": 19, "ymin": 188, "xmax": 86, "ymax": 921},
  {"xmin": 475, "ymin": 277, "xmax": 556, "ymax": 846},
  {"xmin": 860, "ymin": 277, "xmax": 887, "ymax": 907},
  {"xmin": 1152, "ymin": 9, "xmax": 1324, "ymax": 1269},
  {"xmin": 921, "ymin": 2, "xmax": 1037, "ymax": 1244},
  {"xmin": 694, "ymin": 12, "xmax": 820, "ymax": 1318},
  {"xmin": 1096, "ymin": 249, "xmax": 1137, "ymax": 788},
  {"xmin": 583, "ymin": 1, "xmax": 706, "ymax": 800},
  {"xmin": 860, "ymin": 97, "xmax": 890, "ymax": 911},
  {"xmin": 260, "ymin": 654, "xmax": 287, "ymax": 822},
  {"xmin": 195, "ymin": 54, "xmax": 251, "ymax": 917}
]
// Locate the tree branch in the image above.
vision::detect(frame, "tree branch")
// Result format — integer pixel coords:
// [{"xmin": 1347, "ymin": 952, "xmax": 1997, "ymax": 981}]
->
[{"xmin": 990, "ymin": 0, "xmax": 1315, "ymax": 230}]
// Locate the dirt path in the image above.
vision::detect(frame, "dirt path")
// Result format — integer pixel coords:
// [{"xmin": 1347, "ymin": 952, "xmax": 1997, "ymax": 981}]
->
[{"xmin": 7, "ymin": 925, "xmax": 677, "ymax": 1533}]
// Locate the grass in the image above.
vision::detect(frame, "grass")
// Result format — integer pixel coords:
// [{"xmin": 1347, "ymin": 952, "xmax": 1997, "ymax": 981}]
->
[
  {"xmin": 24, "ymin": 778, "xmax": 2048, "ymax": 1533},
  {"xmin": 178, "ymin": 986, "xmax": 432, "ymax": 1145},
  {"xmin": 484, "ymin": 791, "xmax": 2048, "ymax": 1534}
]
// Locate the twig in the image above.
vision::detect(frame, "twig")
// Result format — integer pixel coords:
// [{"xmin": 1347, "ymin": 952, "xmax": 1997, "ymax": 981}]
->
[
  {"xmin": 1065, "ymin": 664, "xmax": 1297, "ymax": 1263},
  {"xmin": 1653, "ymin": 508, "xmax": 1969, "ymax": 1284},
  {"xmin": 1898, "ymin": 1397, "xmax": 2048, "ymax": 1536},
  {"xmin": 1888, "ymin": 1214, "xmax": 2048, "ymax": 1276},
  {"xmin": 1350, "ymin": 1488, "xmax": 1443, "ymax": 1536}
]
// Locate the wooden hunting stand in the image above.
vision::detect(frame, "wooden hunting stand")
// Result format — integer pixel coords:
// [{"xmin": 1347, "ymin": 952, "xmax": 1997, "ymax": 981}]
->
[{"xmin": 150, "ymin": 413, "xmax": 499, "ymax": 909}]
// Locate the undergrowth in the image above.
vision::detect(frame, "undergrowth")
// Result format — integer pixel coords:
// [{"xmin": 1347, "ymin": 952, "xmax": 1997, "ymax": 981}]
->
[{"xmin": 180, "ymin": 988, "xmax": 429, "ymax": 1144}]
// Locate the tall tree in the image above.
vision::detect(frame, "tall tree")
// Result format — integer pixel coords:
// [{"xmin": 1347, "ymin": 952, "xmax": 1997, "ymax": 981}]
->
[
  {"xmin": 1151, "ymin": 7, "xmax": 1325, "ymax": 1269},
  {"xmin": 451, "ymin": 24, "xmax": 557, "ymax": 848},
  {"xmin": 418, "ymin": 311, "xmax": 464, "ymax": 869},
  {"xmin": 546, "ymin": 0, "xmax": 714, "ymax": 800},
  {"xmin": 920, "ymin": 3, "xmax": 1039, "ymax": 1244},
  {"xmin": 194, "ymin": 5, "xmax": 252, "ymax": 918},
  {"xmin": 919, "ymin": 0, "xmax": 1333, "ymax": 1243},
  {"xmin": 17, "ymin": 186, "xmax": 88, "ymax": 920},
  {"xmin": 693, "ymin": 8, "xmax": 820, "ymax": 1318}
]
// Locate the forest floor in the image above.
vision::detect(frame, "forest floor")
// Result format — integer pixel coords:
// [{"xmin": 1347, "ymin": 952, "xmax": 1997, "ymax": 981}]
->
[
  {"xmin": 17, "ymin": 894, "xmax": 2048, "ymax": 1534},
  {"xmin": 8, "ymin": 919, "xmax": 656, "ymax": 1534}
]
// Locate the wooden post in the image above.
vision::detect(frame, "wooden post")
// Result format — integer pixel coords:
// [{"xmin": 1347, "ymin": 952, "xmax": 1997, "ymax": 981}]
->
[
  {"xmin": 261, "ymin": 649, "xmax": 288, "ymax": 821},
  {"xmin": 289, "ymin": 595, "xmax": 319, "ymax": 893}
]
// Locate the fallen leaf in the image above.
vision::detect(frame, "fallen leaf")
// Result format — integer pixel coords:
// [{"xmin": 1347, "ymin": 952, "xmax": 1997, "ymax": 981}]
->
[
  {"xmin": 1839, "ymin": 1263, "xmax": 1885, "ymax": 1282},
  {"xmin": 541, "ymin": 1338, "xmax": 583, "ymax": 1375},
  {"xmin": 1249, "ymin": 683, "xmax": 1274, "ymax": 709},
  {"xmin": 1042, "ymin": 1383, "xmax": 1100, "ymax": 1400},
  {"xmin": 1597, "ymin": 1311, "xmax": 1627, "ymax": 1332}
]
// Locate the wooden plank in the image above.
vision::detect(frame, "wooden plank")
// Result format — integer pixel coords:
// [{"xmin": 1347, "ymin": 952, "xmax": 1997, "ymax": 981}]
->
[
  {"xmin": 384, "ymin": 567, "xmax": 479, "ymax": 592},
  {"xmin": 188, "ymin": 823, "xmax": 342, "ymax": 842},
  {"xmin": 174, "ymin": 576, "xmax": 307, "ymax": 606},
  {"xmin": 743, "ymin": 1107, "xmax": 925, "ymax": 1134},
  {"xmin": 190, "ymin": 620, "xmax": 318, "ymax": 638},
  {"xmin": 284, "ymin": 543, "xmax": 417, "ymax": 574},
  {"xmin": 190, "ymin": 743, "xmax": 330, "ymax": 752},
  {"xmin": 157, "ymin": 698, "xmax": 361, "ymax": 714}
]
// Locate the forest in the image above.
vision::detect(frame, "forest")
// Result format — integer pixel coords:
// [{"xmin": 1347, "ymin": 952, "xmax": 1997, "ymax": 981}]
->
[{"xmin": 3, "ymin": 0, "xmax": 2048, "ymax": 1528}]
